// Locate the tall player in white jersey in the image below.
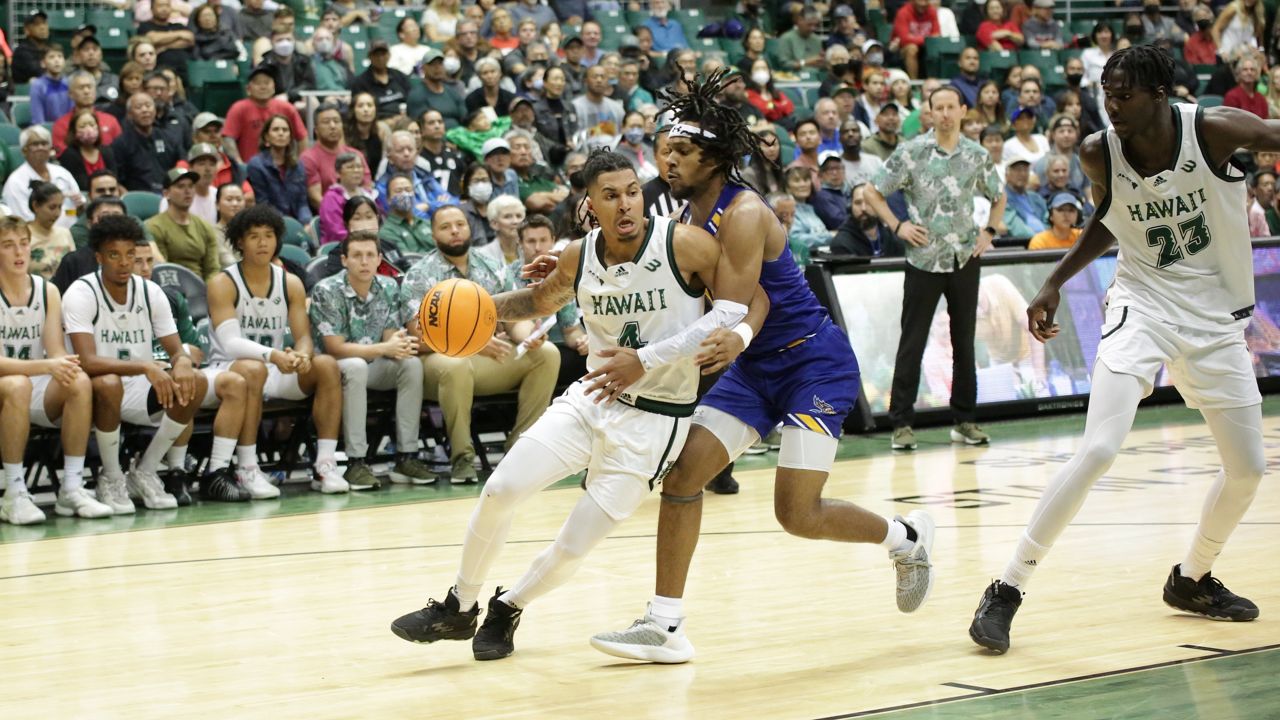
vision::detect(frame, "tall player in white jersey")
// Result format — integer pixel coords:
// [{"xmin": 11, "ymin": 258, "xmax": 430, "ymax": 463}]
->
[
  {"xmin": 205, "ymin": 204, "xmax": 348, "ymax": 496},
  {"xmin": 970, "ymin": 46, "xmax": 1276, "ymax": 654},
  {"xmin": 63, "ymin": 215, "xmax": 208, "ymax": 513},
  {"xmin": 389, "ymin": 151, "xmax": 766, "ymax": 661},
  {"xmin": 0, "ymin": 217, "xmax": 112, "ymax": 525}
]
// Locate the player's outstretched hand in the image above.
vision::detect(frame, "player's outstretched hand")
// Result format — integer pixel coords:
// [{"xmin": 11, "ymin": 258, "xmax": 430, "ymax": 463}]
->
[
  {"xmin": 695, "ymin": 327, "xmax": 745, "ymax": 375},
  {"xmin": 47, "ymin": 355, "xmax": 81, "ymax": 387},
  {"xmin": 521, "ymin": 253, "xmax": 561, "ymax": 284},
  {"xmin": 582, "ymin": 347, "xmax": 644, "ymax": 404},
  {"xmin": 1027, "ymin": 286, "xmax": 1062, "ymax": 343}
]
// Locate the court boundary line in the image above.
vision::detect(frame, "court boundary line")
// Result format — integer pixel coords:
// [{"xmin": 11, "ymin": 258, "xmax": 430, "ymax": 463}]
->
[{"xmin": 814, "ymin": 643, "xmax": 1280, "ymax": 719}]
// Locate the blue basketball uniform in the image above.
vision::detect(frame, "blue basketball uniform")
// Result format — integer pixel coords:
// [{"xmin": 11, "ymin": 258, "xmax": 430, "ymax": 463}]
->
[{"xmin": 685, "ymin": 183, "xmax": 862, "ymax": 440}]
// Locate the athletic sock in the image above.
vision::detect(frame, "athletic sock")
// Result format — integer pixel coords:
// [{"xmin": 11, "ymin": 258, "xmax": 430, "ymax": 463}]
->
[
  {"xmin": 138, "ymin": 416, "xmax": 188, "ymax": 474},
  {"xmin": 1181, "ymin": 531, "xmax": 1223, "ymax": 583},
  {"xmin": 95, "ymin": 427, "xmax": 122, "ymax": 475},
  {"xmin": 237, "ymin": 444, "xmax": 259, "ymax": 470},
  {"xmin": 166, "ymin": 445, "xmax": 188, "ymax": 472},
  {"xmin": 62, "ymin": 456, "xmax": 86, "ymax": 492},
  {"xmin": 316, "ymin": 439, "xmax": 338, "ymax": 465},
  {"xmin": 649, "ymin": 595, "xmax": 684, "ymax": 629},
  {"xmin": 497, "ymin": 589, "xmax": 523, "ymax": 609},
  {"xmin": 3, "ymin": 463, "xmax": 24, "ymax": 493},
  {"xmin": 879, "ymin": 518, "xmax": 912, "ymax": 554},
  {"xmin": 452, "ymin": 583, "xmax": 481, "ymax": 612},
  {"xmin": 1000, "ymin": 532, "xmax": 1050, "ymax": 590},
  {"xmin": 208, "ymin": 436, "xmax": 237, "ymax": 472}
]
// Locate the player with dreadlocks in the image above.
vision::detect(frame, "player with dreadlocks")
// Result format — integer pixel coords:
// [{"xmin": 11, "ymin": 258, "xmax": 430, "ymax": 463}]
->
[
  {"xmin": 583, "ymin": 68, "xmax": 939, "ymax": 663},
  {"xmin": 969, "ymin": 45, "xmax": 1279, "ymax": 654}
]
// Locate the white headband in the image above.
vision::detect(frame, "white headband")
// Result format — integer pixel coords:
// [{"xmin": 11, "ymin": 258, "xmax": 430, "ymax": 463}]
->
[{"xmin": 668, "ymin": 122, "xmax": 718, "ymax": 140}]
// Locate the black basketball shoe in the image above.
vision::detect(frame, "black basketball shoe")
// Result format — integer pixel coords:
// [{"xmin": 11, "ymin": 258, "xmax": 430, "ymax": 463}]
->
[
  {"xmin": 164, "ymin": 469, "xmax": 195, "ymax": 507},
  {"xmin": 1163, "ymin": 564, "xmax": 1259, "ymax": 621},
  {"xmin": 391, "ymin": 588, "xmax": 480, "ymax": 643},
  {"xmin": 969, "ymin": 580, "xmax": 1023, "ymax": 654},
  {"xmin": 473, "ymin": 588, "xmax": 524, "ymax": 661},
  {"xmin": 200, "ymin": 467, "xmax": 249, "ymax": 502},
  {"xmin": 705, "ymin": 465, "xmax": 739, "ymax": 495}
]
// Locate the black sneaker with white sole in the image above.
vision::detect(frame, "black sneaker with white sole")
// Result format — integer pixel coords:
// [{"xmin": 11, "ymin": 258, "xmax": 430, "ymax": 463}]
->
[
  {"xmin": 200, "ymin": 467, "xmax": 249, "ymax": 502},
  {"xmin": 472, "ymin": 588, "xmax": 523, "ymax": 661},
  {"xmin": 1163, "ymin": 564, "xmax": 1259, "ymax": 621},
  {"xmin": 969, "ymin": 580, "xmax": 1023, "ymax": 654},
  {"xmin": 391, "ymin": 588, "xmax": 480, "ymax": 643}
]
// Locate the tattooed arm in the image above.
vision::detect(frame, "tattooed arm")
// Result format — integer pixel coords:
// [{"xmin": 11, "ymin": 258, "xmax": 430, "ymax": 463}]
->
[{"xmin": 493, "ymin": 240, "xmax": 583, "ymax": 322}]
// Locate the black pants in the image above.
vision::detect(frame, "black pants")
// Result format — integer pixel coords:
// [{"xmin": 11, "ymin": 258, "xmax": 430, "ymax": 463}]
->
[{"xmin": 888, "ymin": 255, "xmax": 981, "ymax": 429}]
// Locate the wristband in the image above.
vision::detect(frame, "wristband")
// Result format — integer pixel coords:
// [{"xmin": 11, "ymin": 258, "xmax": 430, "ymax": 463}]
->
[{"xmin": 731, "ymin": 323, "xmax": 754, "ymax": 349}]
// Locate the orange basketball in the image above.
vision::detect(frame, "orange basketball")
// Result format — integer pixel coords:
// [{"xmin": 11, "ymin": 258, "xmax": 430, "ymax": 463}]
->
[{"xmin": 418, "ymin": 278, "xmax": 498, "ymax": 358}]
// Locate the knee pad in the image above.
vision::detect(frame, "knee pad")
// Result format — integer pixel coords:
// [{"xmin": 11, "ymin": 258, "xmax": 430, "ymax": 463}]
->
[
  {"xmin": 777, "ymin": 426, "xmax": 839, "ymax": 472},
  {"xmin": 691, "ymin": 406, "xmax": 759, "ymax": 461}
]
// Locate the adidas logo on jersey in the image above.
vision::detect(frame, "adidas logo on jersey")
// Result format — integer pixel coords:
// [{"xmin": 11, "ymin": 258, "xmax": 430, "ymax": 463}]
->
[{"xmin": 1152, "ymin": 176, "xmax": 1167, "ymax": 187}]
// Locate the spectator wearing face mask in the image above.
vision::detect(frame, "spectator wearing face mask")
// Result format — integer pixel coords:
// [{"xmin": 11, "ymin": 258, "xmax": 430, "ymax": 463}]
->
[{"xmin": 257, "ymin": 25, "xmax": 315, "ymax": 103}]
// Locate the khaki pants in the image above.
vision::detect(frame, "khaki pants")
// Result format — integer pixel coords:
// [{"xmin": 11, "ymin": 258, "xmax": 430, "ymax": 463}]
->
[
  {"xmin": 338, "ymin": 356, "xmax": 424, "ymax": 459},
  {"xmin": 421, "ymin": 342, "xmax": 560, "ymax": 462}
]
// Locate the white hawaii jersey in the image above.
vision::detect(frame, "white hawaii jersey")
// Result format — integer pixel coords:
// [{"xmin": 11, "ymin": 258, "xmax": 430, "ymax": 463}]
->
[
  {"xmin": 576, "ymin": 214, "xmax": 704, "ymax": 411},
  {"xmin": 62, "ymin": 272, "xmax": 176, "ymax": 361},
  {"xmin": 0, "ymin": 274, "xmax": 48, "ymax": 360},
  {"xmin": 210, "ymin": 263, "xmax": 292, "ymax": 362},
  {"xmin": 1099, "ymin": 103, "xmax": 1254, "ymax": 330}
]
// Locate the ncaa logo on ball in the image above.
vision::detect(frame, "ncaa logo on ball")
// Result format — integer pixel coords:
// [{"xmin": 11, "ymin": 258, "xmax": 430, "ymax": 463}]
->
[{"xmin": 428, "ymin": 289, "xmax": 443, "ymax": 328}]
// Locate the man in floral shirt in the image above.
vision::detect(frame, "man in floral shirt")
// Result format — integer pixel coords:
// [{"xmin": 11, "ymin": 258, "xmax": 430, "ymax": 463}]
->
[
  {"xmin": 401, "ymin": 205, "xmax": 560, "ymax": 483},
  {"xmin": 309, "ymin": 231, "xmax": 436, "ymax": 489}
]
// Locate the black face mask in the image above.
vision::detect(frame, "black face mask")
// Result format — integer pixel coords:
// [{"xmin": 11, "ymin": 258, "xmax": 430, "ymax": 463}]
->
[
  {"xmin": 832, "ymin": 62, "xmax": 850, "ymax": 77},
  {"xmin": 1196, "ymin": 18, "xmax": 1213, "ymax": 31},
  {"xmin": 1144, "ymin": 5, "xmax": 1161, "ymax": 16},
  {"xmin": 1125, "ymin": 25, "xmax": 1144, "ymax": 38},
  {"xmin": 1065, "ymin": 72, "xmax": 1083, "ymax": 86}
]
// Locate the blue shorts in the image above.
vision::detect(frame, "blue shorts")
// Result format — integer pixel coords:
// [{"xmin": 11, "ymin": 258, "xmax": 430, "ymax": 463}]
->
[{"xmin": 700, "ymin": 321, "xmax": 861, "ymax": 440}]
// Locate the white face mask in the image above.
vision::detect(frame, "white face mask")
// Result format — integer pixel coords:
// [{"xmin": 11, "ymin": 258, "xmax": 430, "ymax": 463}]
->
[
  {"xmin": 442, "ymin": 56, "xmax": 462, "ymax": 75},
  {"xmin": 468, "ymin": 181, "xmax": 493, "ymax": 203},
  {"xmin": 313, "ymin": 38, "xmax": 334, "ymax": 55},
  {"xmin": 750, "ymin": 69, "xmax": 770, "ymax": 87},
  {"xmin": 273, "ymin": 38, "xmax": 295, "ymax": 57}
]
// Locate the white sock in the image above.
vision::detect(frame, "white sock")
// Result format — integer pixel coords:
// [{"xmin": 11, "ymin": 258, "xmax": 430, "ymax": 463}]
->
[
  {"xmin": 62, "ymin": 456, "xmax": 86, "ymax": 492},
  {"xmin": 237, "ymin": 444, "xmax": 258, "ymax": 469},
  {"xmin": 166, "ymin": 445, "xmax": 188, "ymax": 471},
  {"xmin": 1000, "ymin": 532, "xmax": 1051, "ymax": 590},
  {"xmin": 1180, "ymin": 531, "xmax": 1223, "ymax": 583},
  {"xmin": 139, "ymin": 416, "xmax": 188, "ymax": 473},
  {"xmin": 879, "ymin": 518, "xmax": 911, "ymax": 554},
  {"xmin": 95, "ymin": 427, "xmax": 122, "ymax": 475},
  {"xmin": 649, "ymin": 595, "xmax": 684, "ymax": 628},
  {"xmin": 3, "ymin": 463, "xmax": 24, "ymax": 492},
  {"xmin": 316, "ymin": 439, "xmax": 338, "ymax": 464},
  {"xmin": 453, "ymin": 582, "xmax": 482, "ymax": 612},
  {"xmin": 208, "ymin": 436, "xmax": 237, "ymax": 472}
]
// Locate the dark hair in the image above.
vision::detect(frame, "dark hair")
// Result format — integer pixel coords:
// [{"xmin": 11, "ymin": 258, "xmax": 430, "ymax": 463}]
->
[
  {"xmin": 89, "ymin": 169, "xmax": 119, "ymax": 186},
  {"xmin": 928, "ymin": 85, "xmax": 966, "ymax": 108},
  {"xmin": 258, "ymin": 113, "xmax": 298, "ymax": 167},
  {"xmin": 517, "ymin": 213, "xmax": 556, "ymax": 242},
  {"xmin": 341, "ymin": 229, "xmax": 381, "ymax": 256},
  {"xmin": 335, "ymin": 151, "xmax": 362, "ymax": 173},
  {"xmin": 67, "ymin": 108, "xmax": 103, "ymax": 147},
  {"xmin": 342, "ymin": 195, "xmax": 381, "ymax": 228},
  {"xmin": 385, "ymin": 171, "xmax": 414, "ymax": 192},
  {"xmin": 215, "ymin": 181, "xmax": 243, "ymax": 203},
  {"xmin": 314, "ymin": 101, "xmax": 344, "ymax": 123},
  {"xmin": 793, "ymin": 116, "xmax": 820, "ymax": 135},
  {"xmin": 225, "ymin": 203, "xmax": 284, "ymax": 257},
  {"xmin": 1251, "ymin": 169, "xmax": 1276, "ymax": 187},
  {"xmin": 28, "ymin": 182, "xmax": 63, "ymax": 213},
  {"xmin": 1101, "ymin": 44, "xmax": 1175, "ymax": 97},
  {"xmin": 85, "ymin": 196, "xmax": 126, "ymax": 223},
  {"xmin": 89, "ymin": 214, "xmax": 145, "ymax": 251},
  {"xmin": 1019, "ymin": 76, "xmax": 1042, "ymax": 91},
  {"xmin": 980, "ymin": 123, "xmax": 1005, "ymax": 142},
  {"xmin": 1090, "ymin": 21, "xmax": 1115, "ymax": 46},
  {"xmin": 42, "ymin": 45, "xmax": 64, "ymax": 59},
  {"xmin": 582, "ymin": 149, "xmax": 637, "ymax": 189},
  {"xmin": 144, "ymin": 70, "xmax": 170, "ymax": 87},
  {"xmin": 659, "ymin": 68, "xmax": 770, "ymax": 189},
  {"xmin": 462, "ymin": 163, "xmax": 490, "ymax": 192},
  {"xmin": 396, "ymin": 16, "xmax": 417, "ymax": 36}
]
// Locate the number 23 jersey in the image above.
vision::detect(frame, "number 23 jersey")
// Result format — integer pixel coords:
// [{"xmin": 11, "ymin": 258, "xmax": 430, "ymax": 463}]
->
[{"xmin": 1098, "ymin": 103, "xmax": 1253, "ymax": 331}]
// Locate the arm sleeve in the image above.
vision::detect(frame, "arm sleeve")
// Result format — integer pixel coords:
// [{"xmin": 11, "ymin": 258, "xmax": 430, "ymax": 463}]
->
[
  {"xmin": 61, "ymin": 281, "xmax": 97, "ymax": 335},
  {"xmin": 214, "ymin": 318, "xmax": 274, "ymax": 360},
  {"xmin": 147, "ymin": 280, "xmax": 179, "ymax": 339},
  {"xmin": 635, "ymin": 298, "xmax": 749, "ymax": 370}
]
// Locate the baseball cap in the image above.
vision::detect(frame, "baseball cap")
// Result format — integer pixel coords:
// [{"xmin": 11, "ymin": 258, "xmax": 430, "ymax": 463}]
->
[
  {"xmin": 164, "ymin": 167, "xmax": 200, "ymax": 188},
  {"xmin": 1010, "ymin": 105, "xmax": 1037, "ymax": 122},
  {"xmin": 878, "ymin": 102, "xmax": 901, "ymax": 115},
  {"xmin": 1050, "ymin": 192, "xmax": 1083, "ymax": 210},
  {"xmin": 834, "ymin": 5, "xmax": 854, "ymax": 18},
  {"xmin": 77, "ymin": 34, "xmax": 103, "ymax": 50},
  {"xmin": 247, "ymin": 65, "xmax": 278, "ymax": 85},
  {"xmin": 832, "ymin": 84, "xmax": 858, "ymax": 99},
  {"xmin": 422, "ymin": 47, "xmax": 443, "ymax": 64},
  {"xmin": 619, "ymin": 34, "xmax": 641, "ymax": 51},
  {"xmin": 482, "ymin": 137, "xmax": 511, "ymax": 157},
  {"xmin": 561, "ymin": 35, "xmax": 584, "ymax": 49},
  {"xmin": 1033, "ymin": 0, "xmax": 1054, "ymax": 7},
  {"xmin": 862, "ymin": 39, "xmax": 884, "ymax": 55},
  {"xmin": 369, "ymin": 40, "xmax": 391, "ymax": 54},
  {"xmin": 818, "ymin": 151, "xmax": 843, "ymax": 167},
  {"xmin": 24, "ymin": 9, "xmax": 48, "ymax": 24},
  {"xmin": 188, "ymin": 143, "xmax": 220, "ymax": 162},
  {"xmin": 1004, "ymin": 157, "xmax": 1031, "ymax": 170},
  {"xmin": 76, "ymin": 23, "xmax": 97, "ymax": 35},
  {"xmin": 193, "ymin": 112, "xmax": 224, "ymax": 130},
  {"xmin": 510, "ymin": 96, "xmax": 535, "ymax": 113}
]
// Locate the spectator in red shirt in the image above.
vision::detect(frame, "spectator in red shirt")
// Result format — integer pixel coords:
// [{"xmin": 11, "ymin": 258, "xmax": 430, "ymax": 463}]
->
[
  {"xmin": 221, "ymin": 65, "xmax": 309, "ymax": 166},
  {"xmin": 52, "ymin": 71, "xmax": 123, "ymax": 153},
  {"xmin": 976, "ymin": 0, "xmax": 1025, "ymax": 51},
  {"xmin": 745, "ymin": 59, "xmax": 796, "ymax": 123},
  {"xmin": 1224, "ymin": 55, "xmax": 1267, "ymax": 118},
  {"xmin": 891, "ymin": 0, "xmax": 939, "ymax": 79},
  {"xmin": 300, "ymin": 102, "xmax": 372, "ymax": 211},
  {"xmin": 1182, "ymin": 4, "xmax": 1218, "ymax": 65}
]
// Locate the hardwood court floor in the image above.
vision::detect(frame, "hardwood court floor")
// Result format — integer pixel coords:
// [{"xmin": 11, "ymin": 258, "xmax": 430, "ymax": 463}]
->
[{"xmin": 2, "ymin": 405, "xmax": 1279, "ymax": 720}]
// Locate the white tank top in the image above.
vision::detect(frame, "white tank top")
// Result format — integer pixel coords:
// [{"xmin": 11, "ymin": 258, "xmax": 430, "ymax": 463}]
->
[
  {"xmin": 576, "ymin": 214, "xmax": 704, "ymax": 414},
  {"xmin": 75, "ymin": 273, "xmax": 158, "ymax": 362},
  {"xmin": 1098, "ymin": 103, "xmax": 1253, "ymax": 331},
  {"xmin": 210, "ymin": 263, "xmax": 292, "ymax": 362},
  {"xmin": 0, "ymin": 274, "xmax": 48, "ymax": 360}
]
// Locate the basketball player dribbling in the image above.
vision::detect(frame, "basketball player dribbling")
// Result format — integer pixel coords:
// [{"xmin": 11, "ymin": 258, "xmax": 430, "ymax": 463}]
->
[
  {"xmin": 588, "ymin": 70, "xmax": 937, "ymax": 664},
  {"xmin": 388, "ymin": 150, "xmax": 767, "ymax": 661},
  {"xmin": 970, "ymin": 46, "xmax": 1276, "ymax": 654}
]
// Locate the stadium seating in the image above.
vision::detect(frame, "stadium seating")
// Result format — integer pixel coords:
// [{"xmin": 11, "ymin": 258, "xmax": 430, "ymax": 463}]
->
[
  {"xmin": 152, "ymin": 263, "xmax": 210, "ymax": 321},
  {"xmin": 122, "ymin": 191, "xmax": 163, "ymax": 221}
]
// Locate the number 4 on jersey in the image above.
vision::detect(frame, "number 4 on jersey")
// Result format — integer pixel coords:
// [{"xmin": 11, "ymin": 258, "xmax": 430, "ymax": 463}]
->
[
  {"xmin": 1145, "ymin": 213, "xmax": 1211, "ymax": 269},
  {"xmin": 616, "ymin": 321, "xmax": 647, "ymax": 349}
]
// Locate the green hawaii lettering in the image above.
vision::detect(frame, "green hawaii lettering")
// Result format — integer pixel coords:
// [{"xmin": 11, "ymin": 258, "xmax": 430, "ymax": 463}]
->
[
  {"xmin": 101, "ymin": 328, "xmax": 148, "ymax": 345},
  {"xmin": 590, "ymin": 288, "xmax": 669, "ymax": 316},
  {"xmin": 0, "ymin": 325, "xmax": 39, "ymax": 341},
  {"xmin": 1126, "ymin": 188, "xmax": 1208, "ymax": 223},
  {"xmin": 241, "ymin": 315, "xmax": 284, "ymax": 330}
]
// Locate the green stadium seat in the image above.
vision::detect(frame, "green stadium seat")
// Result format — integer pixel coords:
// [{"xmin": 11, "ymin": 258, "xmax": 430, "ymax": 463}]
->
[
  {"xmin": 1018, "ymin": 48, "xmax": 1059, "ymax": 74},
  {"xmin": 625, "ymin": 10, "xmax": 648, "ymax": 28},
  {"xmin": 693, "ymin": 37, "xmax": 719, "ymax": 54},
  {"xmin": 341, "ymin": 24, "xmax": 369, "ymax": 45},
  {"xmin": 0, "ymin": 125, "xmax": 20, "ymax": 146},
  {"xmin": 1197, "ymin": 94, "xmax": 1224, "ymax": 108},
  {"xmin": 5, "ymin": 146, "xmax": 24, "ymax": 175},
  {"xmin": 720, "ymin": 37, "xmax": 745, "ymax": 62},
  {"xmin": 47, "ymin": 8, "xmax": 82, "ymax": 34},
  {"xmin": 780, "ymin": 86, "xmax": 804, "ymax": 108},
  {"xmin": 188, "ymin": 60, "xmax": 244, "ymax": 117},
  {"xmin": 11, "ymin": 103, "xmax": 31, "ymax": 128},
  {"xmin": 979, "ymin": 50, "xmax": 1019, "ymax": 75},
  {"xmin": 283, "ymin": 216, "xmax": 306, "ymax": 246},
  {"xmin": 1059, "ymin": 48, "xmax": 1083, "ymax": 63},
  {"xmin": 673, "ymin": 8, "xmax": 705, "ymax": 39},
  {"xmin": 98, "ymin": 27, "xmax": 131, "ymax": 52},
  {"xmin": 925, "ymin": 36, "xmax": 964, "ymax": 77},
  {"xmin": 187, "ymin": 59, "xmax": 241, "ymax": 87},
  {"xmin": 280, "ymin": 244, "xmax": 312, "ymax": 266},
  {"xmin": 88, "ymin": 9, "xmax": 134, "ymax": 31},
  {"xmin": 867, "ymin": 7, "xmax": 884, "ymax": 25},
  {"xmin": 123, "ymin": 191, "xmax": 163, "ymax": 221}
]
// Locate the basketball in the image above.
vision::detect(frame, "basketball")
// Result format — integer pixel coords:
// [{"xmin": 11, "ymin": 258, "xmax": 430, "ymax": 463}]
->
[{"xmin": 418, "ymin": 278, "xmax": 498, "ymax": 358}]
